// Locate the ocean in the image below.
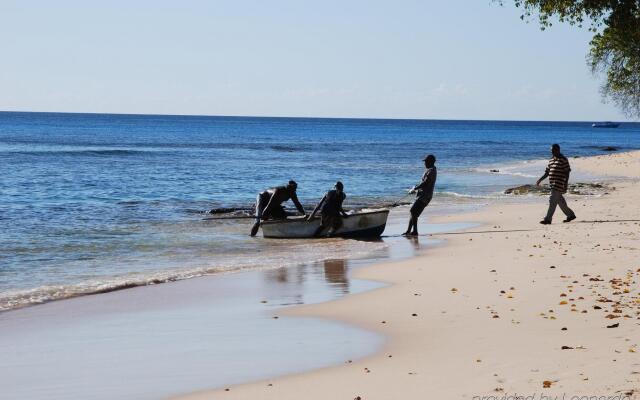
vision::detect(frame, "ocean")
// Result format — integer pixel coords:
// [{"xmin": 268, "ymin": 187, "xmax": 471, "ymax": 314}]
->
[{"xmin": 2, "ymin": 111, "xmax": 639, "ymax": 311}]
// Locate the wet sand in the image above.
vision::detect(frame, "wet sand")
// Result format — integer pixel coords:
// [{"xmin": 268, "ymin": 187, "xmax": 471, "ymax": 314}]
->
[
  {"xmin": 178, "ymin": 151, "xmax": 640, "ymax": 399},
  {"xmin": 0, "ymin": 262, "xmax": 384, "ymax": 400},
  {"xmin": 0, "ymin": 206, "xmax": 471, "ymax": 399}
]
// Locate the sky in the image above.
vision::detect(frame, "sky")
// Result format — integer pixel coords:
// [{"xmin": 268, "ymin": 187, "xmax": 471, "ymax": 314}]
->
[{"xmin": 0, "ymin": 0, "xmax": 632, "ymax": 121}]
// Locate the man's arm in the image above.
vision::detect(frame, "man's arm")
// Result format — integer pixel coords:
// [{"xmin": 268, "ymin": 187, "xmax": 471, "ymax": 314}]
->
[
  {"xmin": 339, "ymin": 194, "xmax": 348, "ymax": 218},
  {"xmin": 410, "ymin": 174, "xmax": 426, "ymax": 193},
  {"xmin": 413, "ymin": 169, "xmax": 435, "ymax": 192},
  {"xmin": 536, "ymin": 169, "xmax": 549, "ymax": 186},
  {"xmin": 291, "ymin": 192, "xmax": 306, "ymax": 215},
  {"xmin": 307, "ymin": 195, "xmax": 325, "ymax": 221}
]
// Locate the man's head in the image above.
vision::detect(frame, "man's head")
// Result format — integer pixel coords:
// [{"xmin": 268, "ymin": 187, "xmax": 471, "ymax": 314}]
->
[
  {"xmin": 287, "ymin": 180, "xmax": 298, "ymax": 191},
  {"xmin": 551, "ymin": 144, "xmax": 561, "ymax": 157},
  {"xmin": 423, "ymin": 154, "xmax": 436, "ymax": 167},
  {"xmin": 335, "ymin": 181, "xmax": 344, "ymax": 192}
]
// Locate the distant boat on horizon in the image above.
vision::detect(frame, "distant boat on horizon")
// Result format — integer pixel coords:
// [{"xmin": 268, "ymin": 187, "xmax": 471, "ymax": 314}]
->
[{"xmin": 592, "ymin": 121, "xmax": 620, "ymax": 128}]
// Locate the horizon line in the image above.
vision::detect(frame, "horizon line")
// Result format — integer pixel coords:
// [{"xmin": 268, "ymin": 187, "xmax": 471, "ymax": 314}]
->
[{"xmin": 0, "ymin": 109, "xmax": 632, "ymax": 124}]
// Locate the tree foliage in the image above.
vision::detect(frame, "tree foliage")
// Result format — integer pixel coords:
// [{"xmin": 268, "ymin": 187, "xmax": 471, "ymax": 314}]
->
[{"xmin": 506, "ymin": 0, "xmax": 640, "ymax": 118}]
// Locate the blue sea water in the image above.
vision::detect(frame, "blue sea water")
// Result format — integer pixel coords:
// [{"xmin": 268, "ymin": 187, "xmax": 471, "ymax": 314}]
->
[{"xmin": 1, "ymin": 111, "xmax": 639, "ymax": 311}]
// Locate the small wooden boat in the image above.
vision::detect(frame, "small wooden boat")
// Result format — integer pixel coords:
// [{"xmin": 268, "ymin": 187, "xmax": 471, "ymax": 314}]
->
[
  {"xmin": 260, "ymin": 209, "xmax": 390, "ymax": 239},
  {"xmin": 592, "ymin": 121, "xmax": 620, "ymax": 128}
]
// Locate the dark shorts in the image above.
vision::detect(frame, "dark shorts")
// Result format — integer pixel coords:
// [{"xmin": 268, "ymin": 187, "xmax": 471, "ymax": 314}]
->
[
  {"xmin": 255, "ymin": 193, "xmax": 286, "ymax": 222},
  {"xmin": 410, "ymin": 197, "xmax": 431, "ymax": 217},
  {"xmin": 321, "ymin": 213, "xmax": 343, "ymax": 230}
]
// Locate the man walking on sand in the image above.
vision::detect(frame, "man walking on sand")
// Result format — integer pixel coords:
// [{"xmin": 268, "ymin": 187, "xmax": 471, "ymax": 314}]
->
[
  {"xmin": 403, "ymin": 154, "xmax": 437, "ymax": 236},
  {"xmin": 537, "ymin": 144, "xmax": 576, "ymax": 225}
]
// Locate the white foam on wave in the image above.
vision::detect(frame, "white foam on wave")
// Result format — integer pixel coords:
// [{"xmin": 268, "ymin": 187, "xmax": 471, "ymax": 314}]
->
[
  {"xmin": 471, "ymin": 158, "xmax": 547, "ymax": 179},
  {"xmin": 476, "ymin": 157, "xmax": 607, "ymax": 183},
  {"xmin": 491, "ymin": 170, "xmax": 537, "ymax": 178},
  {"xmin": 437, "ymin": 191, "xmax": 504, "ymax": 199},
  {"xmin": 0, "ymin": 238, "xmax": 387, "ymax": 312}
]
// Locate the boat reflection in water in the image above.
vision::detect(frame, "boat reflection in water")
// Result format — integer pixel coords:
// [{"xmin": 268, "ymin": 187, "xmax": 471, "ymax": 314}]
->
[
  {"xmin": 322, "ymin": 259, "xmax": 350, "ymax": 295},
  {"xmin": 261, "ymin": 258, "xmax": 360, "ymax": 306}
]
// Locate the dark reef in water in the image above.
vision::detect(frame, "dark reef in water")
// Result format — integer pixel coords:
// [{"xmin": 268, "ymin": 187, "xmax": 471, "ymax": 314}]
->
[
  {"xmin": 208, "ymin": 207, "xmax": 251, "ymax": 214},
  {"xmin": 270, "ymin": 145, "xmax": 299, "ymax": 152},
  {"xmin": 580, "ymin": 145, "xmax": 620, "ymax": 152},
  {"xmin": 504, "ymin": 182, "xmax": 612, "ymax": 196}
]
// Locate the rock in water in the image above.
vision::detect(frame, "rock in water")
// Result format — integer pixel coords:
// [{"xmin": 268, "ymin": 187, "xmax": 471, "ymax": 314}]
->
[
  {"xmin": 504, "ymin": 184, "xmax": 550, "ymax": 195},
  {"xmin": 504, "ymin": 183, "xmax": 611, "ymax": 196},
  {"xmin": 209, "ymin": 207, "xmax": 250, "ymax": 214}
]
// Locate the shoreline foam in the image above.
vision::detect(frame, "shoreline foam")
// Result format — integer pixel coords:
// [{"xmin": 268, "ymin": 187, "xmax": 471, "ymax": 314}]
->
[{"xmin": 0, "ymin": 238, "xmax": 388, "ymax": 313}]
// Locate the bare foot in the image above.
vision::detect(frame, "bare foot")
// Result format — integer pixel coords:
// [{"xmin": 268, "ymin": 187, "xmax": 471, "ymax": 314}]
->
[{"xmin": 250, "ymin": 222, "xmax": 260, "ymax": 236}]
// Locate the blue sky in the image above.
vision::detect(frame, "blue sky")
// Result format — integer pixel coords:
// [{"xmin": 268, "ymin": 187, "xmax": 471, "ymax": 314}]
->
[{"xmin": 0, "ymin": 0, "xmax": 630, "ymax": 121}]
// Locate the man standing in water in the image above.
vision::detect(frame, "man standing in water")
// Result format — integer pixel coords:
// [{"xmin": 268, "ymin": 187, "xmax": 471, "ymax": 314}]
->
[
  {"xmin": 537, "ymin": 144, "xmax": 576, "ymax": 225},
  {"xmin": 403, "ymin": 154, "xmax": 437, "ymax": 236},
  {"xmin": 307, "ymin": 181, "xmax": 349, "ymax": 237},
  {"xmin": 250, "ymin": 180, "xmax": 306, "ymax": 236}
]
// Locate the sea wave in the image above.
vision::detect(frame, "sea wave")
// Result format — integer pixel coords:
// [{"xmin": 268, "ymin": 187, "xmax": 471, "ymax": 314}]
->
[
  {"xmin": 0, "ymin": 238, "xmax": 387, "ymax": 313},
  {"xmin": 437, "ymin": 191, "xmax": 503, "ymax": 199},
  {"xmin": 469, "ymin": 167, "xmax": 538, "ymax": 178},
  {"xmin": 2, "ymin": 149, "xmax": 161, "ymax": 156},
  {"xmin": 469, "ymin": 158, "xmax": 547, "ymax": 178},
  {"xmin": 0, "ymin": 266, "xmax": 236, "ymax": 312}
]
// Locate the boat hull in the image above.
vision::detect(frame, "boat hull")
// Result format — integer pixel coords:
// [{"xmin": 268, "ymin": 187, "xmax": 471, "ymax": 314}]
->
[
  {"xmin": 261, "ymin": 210, "xmax": 389, "ymax": 239},
  {"xmin": 592, "ymin": 122, "xmax": 620, "ymax": 128}
]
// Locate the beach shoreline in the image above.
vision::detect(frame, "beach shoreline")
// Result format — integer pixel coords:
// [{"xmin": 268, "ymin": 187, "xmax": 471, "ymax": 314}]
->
[
  {"xmin": 0, "ymin": 204, "xmax": 474, "ymax": 399},
  {"xmin": 176, "ymin": 150, "xmax": 640, "ymax": 399},
  {"xmin": 1, "ymin": 150, "xmax": 638, "ymax": 399},
  {"xmin": 5, "ymin": 114, "xmax": 638, "ymax": 315}
]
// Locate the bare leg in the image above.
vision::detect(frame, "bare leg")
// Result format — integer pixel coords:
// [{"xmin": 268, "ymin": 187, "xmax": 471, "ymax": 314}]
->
[
  {"xmin": 404, "ymin": 215, "xmax": 419, "ymax": 236},
  {"xmin": 406, "ymin": 198, "xmax": 428, "ymax": 236},
  {"xmin": 250, "ymin": 220, "xmax": 261, "ymax": 237},
  {"xmin": 403, "ymin": 218, "xmax": 414, "ymax": 235},
  {"xmin": 251, "ymin": 194, "xmax": 266, "ymax": 236},
  {"xmin": 410, "ymin": 215, "xmax": 419, "ymax": 235}
]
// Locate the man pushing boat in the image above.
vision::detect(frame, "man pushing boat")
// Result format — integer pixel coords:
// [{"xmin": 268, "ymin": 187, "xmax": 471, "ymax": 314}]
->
[
  {"xmin": 307, "ymin": 181, "xmax": 349, "ymax": 237},
  {"xmin": 250, "ymin": 180, "xmax": 306, "ymax": 236}
]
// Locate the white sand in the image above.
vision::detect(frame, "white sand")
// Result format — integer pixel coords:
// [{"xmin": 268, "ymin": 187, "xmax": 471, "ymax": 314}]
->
[{"xmin": 177, "ymin": 151, "xmax": 640, "ymax": 399}]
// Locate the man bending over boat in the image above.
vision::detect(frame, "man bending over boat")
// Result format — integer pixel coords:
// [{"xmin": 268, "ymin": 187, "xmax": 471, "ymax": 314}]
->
[
  {"xmin": 307, "ymin": 181, "xmax": 349, "ymax": 237},
  {"xmin": 250, "ymin": 180, "xmax": 306, "ymax": 236},
  {"xmin": 403, "ymin": 154, "xmax": 437, "ymax": 236}
]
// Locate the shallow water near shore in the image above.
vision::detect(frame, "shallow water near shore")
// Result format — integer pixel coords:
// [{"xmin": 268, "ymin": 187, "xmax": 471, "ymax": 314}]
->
[{"xmin": 0, "ymin": 264, "xmax": 383, "ymax": 400}]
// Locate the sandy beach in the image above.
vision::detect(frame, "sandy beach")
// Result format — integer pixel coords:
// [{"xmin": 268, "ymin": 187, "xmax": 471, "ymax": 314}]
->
[{"xmin": 177, "ymin": 151, "xmax": 640, "ymax": 399}]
